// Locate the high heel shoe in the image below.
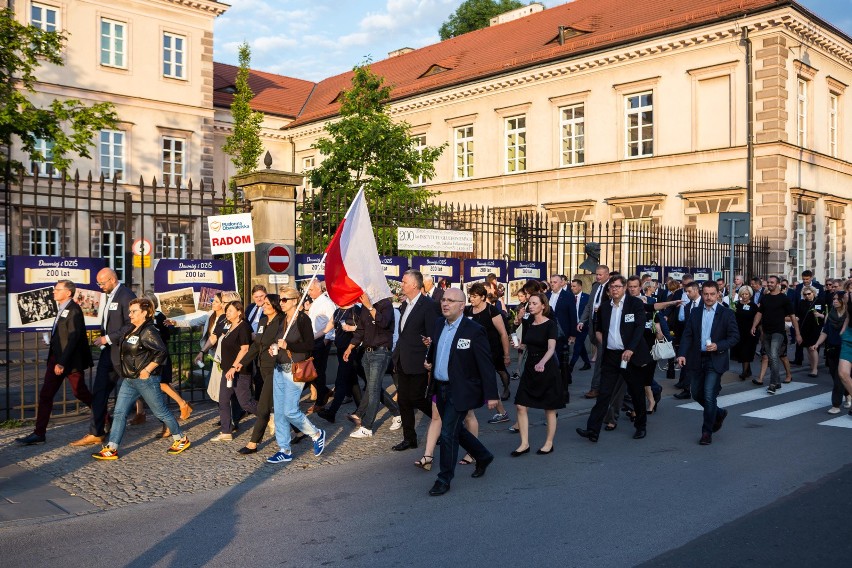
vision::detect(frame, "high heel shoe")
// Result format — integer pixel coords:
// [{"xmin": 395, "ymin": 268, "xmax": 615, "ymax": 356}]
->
[
  {"xmin": 510, "ymin": 447, "xmax": 530, "ymax": 457},
  {"xmin": 414, "ymin": 455, "xmax": 433, "ymax": 471}
]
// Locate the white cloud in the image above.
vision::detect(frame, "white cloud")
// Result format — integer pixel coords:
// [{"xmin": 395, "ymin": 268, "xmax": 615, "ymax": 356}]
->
[{"xmin": 253, "ymin": 36, "xmax": 299, "ymax": 52}]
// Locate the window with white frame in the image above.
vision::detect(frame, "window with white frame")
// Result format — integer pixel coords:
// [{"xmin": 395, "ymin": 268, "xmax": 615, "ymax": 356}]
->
[
  {"xmin": 163, "ymin": 32, "xmax": 186, "ymax": 79},
  {"xmin": 31, "ymin": 3, "xmax": 59, "ymax": 32},
  {"xmin": 828, "ymin": 218, "xmax": 838, "ymax": 278},
  {"xmin": 795, "ymin": 214, "xmax": 807, "ymax": 276},
  {"xmin": 101, "ymin": 231, "xmax": 126, "ymax": 283},
  {"xmin": 30, "ymin": 138, "xmax": 60, "ymax": 177},
  {"xmin": 829, "ymin": 93, "xmax": 838, "ymax": 158},
  {"xmin": 412, "ymin": 135, "xmax": 426, "ymax": 186},
  {"xmin": 454, "ymin": 125, "xmax": 474, "ymax": 179},
  {"xmin": 625, "ymin": 92, "xmax": 653, "ymax": 158},
  {"xmin": 560, "ymin": 104, "xmax": 585, "ymax": 166},
  {"xmin": 100, "ymin": 18, "xmax": 126, "ymax": 68},
  {"xmin": 99, "ymin": 130, "xmax": 124, "ymax": 181},
  {"xmin": 162, "ymin": 137, "xmax": 185, "ymax": 188},
  {"xmin": 30, "ymin": 228, "xmax": 60, "ymax": 256},
  {"xmin": 162, "ymin": 233, "xmax": 187, "ymax": 259},
  {"xmin": 505, "ymin": 116, "xmax": 526, "ymax": 173},
  {"xmin": 797, "ymin": 78, "xmax": 808, "ymax": 147},
  {"xmin": 302, "ymin": 156, "xmax": 315, "ymax": 193}
]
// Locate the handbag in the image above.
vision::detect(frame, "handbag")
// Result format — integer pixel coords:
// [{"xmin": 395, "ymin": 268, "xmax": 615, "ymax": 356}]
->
[
  {"xmin": 206, "ymin": 340, "xmax": 223, "ymax": 401},
  {"xmin": 651, "ymin": 338, "xmax": 676, "ymax": 361},
  {"xmin": 286, "ymin": 349, "xmax": 318, "ymax": 382}
]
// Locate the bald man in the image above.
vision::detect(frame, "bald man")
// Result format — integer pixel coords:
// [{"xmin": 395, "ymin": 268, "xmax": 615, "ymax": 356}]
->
[{"xmin": 70, "ymin": 268, "xmax": 136, "ymax": 447}]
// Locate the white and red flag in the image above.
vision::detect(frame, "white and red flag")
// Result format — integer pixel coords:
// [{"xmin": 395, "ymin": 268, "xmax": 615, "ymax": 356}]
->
[{"xmin": 323, "ymin": 189, "xmax": 392, "ymax": 306}]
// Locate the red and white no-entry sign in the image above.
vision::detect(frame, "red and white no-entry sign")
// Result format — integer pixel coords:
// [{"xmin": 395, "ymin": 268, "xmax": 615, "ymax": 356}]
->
[{"xmin": 268, "ymin": 245, "xmax": 291, "ymax": 273}]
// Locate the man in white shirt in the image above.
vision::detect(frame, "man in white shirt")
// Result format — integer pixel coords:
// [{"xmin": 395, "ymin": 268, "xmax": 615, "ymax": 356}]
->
[{"xmin": 307, "ymin": 279, "xmax": 335, "ymax": 412}]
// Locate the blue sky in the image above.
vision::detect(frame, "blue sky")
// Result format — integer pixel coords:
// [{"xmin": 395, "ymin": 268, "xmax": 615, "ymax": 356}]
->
[{"xmin": 214, "ymin": 0, "xmax": 852, "ymax": 81}]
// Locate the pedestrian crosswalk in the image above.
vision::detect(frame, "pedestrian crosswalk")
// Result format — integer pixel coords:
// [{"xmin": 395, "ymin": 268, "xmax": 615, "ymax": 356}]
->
[{"xmin": 677, "ymin": 381, "xmax": 852, "ymax": 429}]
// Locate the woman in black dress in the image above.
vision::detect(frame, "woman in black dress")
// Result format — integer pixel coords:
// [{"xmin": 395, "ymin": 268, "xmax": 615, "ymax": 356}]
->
[
  {"xmin": 732, "ymin": 286, "xmax": 759, "ymax": 379},
  {"xmin": 513, "ymin": 292, "xmax": 563, "ymax": 456},
  {"xmin": 797, "ymin": 286, "xmax": 825, "ymax": 377}
]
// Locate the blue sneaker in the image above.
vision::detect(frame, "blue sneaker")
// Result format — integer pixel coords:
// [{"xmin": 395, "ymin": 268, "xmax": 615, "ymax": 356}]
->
[
  {"xmin": 266, "ymin": 451, "xmax": 292, "ymax": 464},
  {"xmin": 313, "ymin": 429, "xmax": 326, "ymax": 457}
]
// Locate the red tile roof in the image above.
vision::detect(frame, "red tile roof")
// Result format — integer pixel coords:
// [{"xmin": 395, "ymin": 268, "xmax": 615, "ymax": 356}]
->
[
  {"xmin": 213, "ymin": 62, "xmax": 315, "ymax": 119},
  {"xmin": 282, "ymin": 0, "xmax": 790, "ymax": 128}
]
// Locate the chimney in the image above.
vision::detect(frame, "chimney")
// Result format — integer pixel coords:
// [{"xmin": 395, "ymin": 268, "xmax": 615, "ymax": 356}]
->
[
  {"xmin": 388, "ymin": 47, "xmax": 414, "ymax": 58},
  {"xmin": 489, "ymin": 2, "xmax": 545, "ymax": 26}
]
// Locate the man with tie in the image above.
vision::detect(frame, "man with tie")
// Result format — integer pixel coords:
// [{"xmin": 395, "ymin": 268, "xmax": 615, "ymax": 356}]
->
[
  {"xmin": 672, "ymin": 281, "xmax": 702, "ymax": 400},
  {"xmin": 567, "ymin": 278, "xmax": 591, "ymax": 371},
  {"xmin": 17, "ymin": 280, "xmax": 94, "ymax": 445},
  {"xmin": 71, "ymin": 268, "xmax": 135, "ymax": 446},
  {"xmin": 391, "ymin": 270, "xmax": 438, "ymax": 451},
  {"xmin": 424, "ymin": 287, "xmax": 498, "ymax": 496},
  {"xmin": 677, "ymin": 281, "xmax": 740, "ymax": 445},
  {"xmin": 578, "ymin": 265, "xmax": 611, "ymax": 398},
  {"xmin": 547, "ymin": 274, "xmax": 573, "ymax": 396},
  {"xmin": 245, "ymin": 285, "xmax": 268, "ymax": 335},
  {"xmin": 576, "ymin": 275, "xmax": 652, "ymax": 443}
]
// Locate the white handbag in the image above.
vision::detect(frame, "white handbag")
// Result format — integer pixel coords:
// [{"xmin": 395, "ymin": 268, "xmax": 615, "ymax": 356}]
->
[{"xmin": 651, "ymin": 338, "xmax": 676, "ymax": 361}]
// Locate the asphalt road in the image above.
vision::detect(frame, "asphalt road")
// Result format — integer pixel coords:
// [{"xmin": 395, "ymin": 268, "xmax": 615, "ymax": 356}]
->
[{"xmin": 1, "ymin": 375, "xmax": 850, "ymax": 567}]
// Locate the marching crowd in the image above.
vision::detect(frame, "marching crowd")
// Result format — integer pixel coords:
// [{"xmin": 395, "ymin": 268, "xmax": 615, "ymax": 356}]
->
[{"xmin": 15, "ymin": 265, "xmax": 852, "ymax": 495}]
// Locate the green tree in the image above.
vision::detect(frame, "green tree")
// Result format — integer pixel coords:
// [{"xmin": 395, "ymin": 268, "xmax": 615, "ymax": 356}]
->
[
  {"xmin": 439, "ymin": 0, "xmax": 526, "ymax": 40},
  {"xmin": 0, "ymin": 7, "xmax": 117, "ymax": 173},
  {"xmin": 300, "ymin": 64, "xmax": 446, "ymax": 254},
  {"xmin": 221, "ymin": 42, "xmax": 264, "ymax": 298}
]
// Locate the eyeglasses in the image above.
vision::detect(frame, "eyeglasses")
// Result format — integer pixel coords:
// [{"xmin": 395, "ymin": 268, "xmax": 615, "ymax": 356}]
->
[
  {"xmin": 281, "ymin": 297, "xmax": 298, "ymax": 302},
  {"xmin": 440, "ymin": 299, "xmax": 464, "ymax": 303},
  {"xmin": 96, "ymin": 281, "xmax": 110, "ymax": 287},
  {"xmin": 128, "ymin": 308, "xmax": 142, "ymax": 314},
  {"xmin": 609, "ymin": 284, "xmax": 624, "ymax": 289}
]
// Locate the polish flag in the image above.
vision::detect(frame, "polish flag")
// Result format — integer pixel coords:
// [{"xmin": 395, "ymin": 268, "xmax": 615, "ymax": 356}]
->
[{"xmin": 324, "ymin": 189, "xmax": 392, "ymax": 306}]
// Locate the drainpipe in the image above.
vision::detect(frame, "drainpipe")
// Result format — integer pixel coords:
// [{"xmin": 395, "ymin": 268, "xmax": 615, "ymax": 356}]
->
[{"xmin": 743, "ymin": 25, "xmax": 755, "ymax": 274}]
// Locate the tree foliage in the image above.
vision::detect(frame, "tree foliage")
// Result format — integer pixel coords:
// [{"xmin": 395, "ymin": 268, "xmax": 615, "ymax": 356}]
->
[
  {"xmin": 300, "ymin": 64, "xmax": 446, "ymax": 254},
  {"xmin": 0, "ymin": 8, "xmax": 117, "ymax": 172},
  {"xmin": 222, "ymin": 42, "xmax": 264, "ymax": 177},
  {"xmin": 439, "ymin": 0, "xmax": 526, "ymax": 40}
]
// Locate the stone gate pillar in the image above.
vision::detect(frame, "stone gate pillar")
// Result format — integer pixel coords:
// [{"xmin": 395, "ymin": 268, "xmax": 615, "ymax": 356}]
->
[{"xmin": 234, "ymin": 163, "xmax": 303, "ymax": 293}]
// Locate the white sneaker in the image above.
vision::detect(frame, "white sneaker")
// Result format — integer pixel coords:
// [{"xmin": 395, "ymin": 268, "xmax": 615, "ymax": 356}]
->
[
  {"xmin": 349, "ymin": 426, "xmax": 373, "ymax": 438},
  {"xmin": 844, "ymin": 396, "xmax": 852, "ymax": 409},
  {"xmin": 389, "ymin": 416, "xmax": 402, "ymax": 431},
  {"xmin": 211, "ymin": 433, "xmax": 233, "ymax": 441},
  {"xmin": 268, "ymin": 414, "xmax": 275, "ymax": 436},
  {"xmin": 828, "ymin": 407, "xmax": 842, "ymax": 414}
]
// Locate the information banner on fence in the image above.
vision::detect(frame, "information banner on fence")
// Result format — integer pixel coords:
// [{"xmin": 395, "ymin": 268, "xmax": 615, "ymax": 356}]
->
[
  {"xmin": 207, "ymin": 213, "xmax": 255, "ymax": 255},
  {"xmin": 462, "ymin": 258, "xmax": 506, "ymax": 295},
  {"xmin": 691, "ymin": 267, "xmax": 712, "ymax": 282},
  {"xmin": 507, "ymin": 261, "xmax": 547, "ymax": 305},
  {"xmin": 664, "ymin": 266, "xmax": 690, "ymax": 282},
  {"xmin": 397, "ymin": 227, "xmax": 474, "ymax": 253},
  {"xmin": 379, "ymin": 256, "xmax": 408, "ymax": 302},
  {"xmin": 636, "ymin": 265, "xmax": 661, "ymax": 280},
  {"xmin": 7, "ymin": 256, "xmax": 107, "ymax": 332},
  {"xmin": 153, "ymin": 259, "xmax": 236, "ymax": 322},
  {"xmin": 295, "ymin": 254, "xmax": 325, "ymax": 293},
  {"xmin": 411, "ymin": 256, "xmax": 461, "ymax": 288}
]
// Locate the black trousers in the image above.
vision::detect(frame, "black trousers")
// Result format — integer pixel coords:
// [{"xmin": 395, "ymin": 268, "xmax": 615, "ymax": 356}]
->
[
  {"xmin": 395, "ymin": 371, "xmax": 432, "ymax": 443},
  {"xmin": 311, "ymin": 338, "xmax": 331, "ymax": 403},
  {"xmin": 89, "ymin": 346, "xmax": 118, "ymax": 436},
  {"xmin": 249, "ymin": 366, "xmax": 275, "ymax": 444},
  {"xmin": 586, "ymin": 349, "xmax": 647, "ymax": 434}
]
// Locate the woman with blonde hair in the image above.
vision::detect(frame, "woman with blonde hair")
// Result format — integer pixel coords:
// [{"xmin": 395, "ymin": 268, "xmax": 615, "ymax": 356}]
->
[{"xmin": 732, "ymin": 286, "xmax": 760, "ymax": 379}]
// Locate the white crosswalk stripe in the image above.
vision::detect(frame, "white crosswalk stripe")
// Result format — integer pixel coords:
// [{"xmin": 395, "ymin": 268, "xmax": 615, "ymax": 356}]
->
[
  {"xmin": 819, "ymin": 415, "xmax": 852, "ymax": 428},
  {"xmin": 677, "ymin": 381, "xmax": 816, "ymax": 411},
  {"xmin": 742, "ymin": 393, "xmax": 832, "ymax": 420}
]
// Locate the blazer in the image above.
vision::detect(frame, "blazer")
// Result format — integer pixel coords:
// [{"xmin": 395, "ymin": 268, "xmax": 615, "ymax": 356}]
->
[
  {"xmin": 678, "ymin": 302, "xmax": 740, "ymax": 374},
  {"xmin": 546, "ymin": 288, "xmax": 572, "ymax": 340},
  {"xmin": 426, "ymin": 316, "xmax": 498, "ymax": 411},
  {"xmin": 51, "ymin": 300, "xmax": 94, "ymax": 372},
  {"xmin": 101, "ymin": 284, "xmax": 136, "ymax": 374},
  {"xmin": 568, "ymin": 292, "xmax": 590, "ymax": 337},
  {"xmin": 579, "ymin": 282, "xmax": 608, "ymax": 331},
  {"xmin": 392, "ymin": 294, "xmax": 438, "ymax": 375},
  {"xmin": 595, "ymin": 294, "xmax": 652, "ymax": 367}
]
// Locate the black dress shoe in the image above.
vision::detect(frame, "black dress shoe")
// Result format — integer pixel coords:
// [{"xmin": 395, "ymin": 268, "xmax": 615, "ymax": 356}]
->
[
  {"xmin": 673, "ymin": 390, "xmax": 692, "ymax": 400},
  {"xmin": 699, "ymin": 433, "xmax": 712, "ymax": 445},
  {"xmin": 673, "ymin": 382, "xmax": 687, "ymax": 390},
  {"xmin": 712, "ymin": 409, "xmax": 728, "ymax": 433},
  {"xmin": 16, "ymin": 433, "xmax": 46, "ymax": 445},
  {"xmin": 536, "ymin": 446, "xmax": 554, "ymax": 455},
  {"xmin": 429, "ymin": 481, "xmax": 450, "ymax": 496},
  {"xmin": 579, "ymin": 363, "xmax": 592, "ymax": 371},
  {"xmin": 575, "ymin": 428, "xmax": 598, "ymax": 443},
  {"xmin": 316, "ymin": 409, "xmax": 336, "ymax": 423},
  {"xmin": 471, "ymin": 455, "xmax": 493, "ymax": 478},
  {"xmin": 237, "ymin": 446, "xmax": 258, "ymax": 454},
  {"xmin": 633, "ymin": 429, "xmax": 647, "ymax": 439},
  {"xmin": 510, "ymin": 447, "xmax": 530, "ymax": 457},
  {"xmin": 392, "ymin": 440, "xmax": 418, "ymax": 451}
]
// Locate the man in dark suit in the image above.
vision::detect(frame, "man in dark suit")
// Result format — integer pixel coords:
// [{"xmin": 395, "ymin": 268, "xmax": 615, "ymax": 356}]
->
[
  {"xmin": 577, "ymin": 275, "xmax": 652, "ymax": 443},
  {"xmin": 792, "ymin": 270, "xmax": 824, "ymax": 365},
  {"xmin": 71, "ymin": 268, "xmax": 135, "ymax": 446},
  {"xmin": 677, "ymin": 281, "xmax": 740, "ymax": 445},
  {"xmin": 17, "ymin": 280, "xmax": 94, "ymax": 445},
  {"xmin": 424, "ymin": 287, "xmax": 498, "ymax": 496},
  {"xmin": 668, "ymin": 280, "xmax": 702, "ymax": 399},
  {"xmin": 567, "ymin": 278, "xmax": 591, "ymax": 371},
  {"xmin": 245, "ymin": 284, "xmax": 268, "ymax": 334},
  {"xmin": 578, "ymin": 265, "xmax": 611, "ymax": 398},
  {"xmin": 391, "ymin": 270, "xmax": 438, "ymax": 451},
  {"xmin": 547, "ymin": 274, "xmax": 572, "ymax": 393}
]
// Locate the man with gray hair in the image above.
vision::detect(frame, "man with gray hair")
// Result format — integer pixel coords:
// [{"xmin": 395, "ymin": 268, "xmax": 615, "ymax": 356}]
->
[{"xmin": 307, "ymin": 279, "xmax": 335, "ymax": 413}]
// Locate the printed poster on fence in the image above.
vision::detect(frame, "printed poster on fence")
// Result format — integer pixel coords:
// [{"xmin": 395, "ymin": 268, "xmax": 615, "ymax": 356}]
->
[
  {"xmin": 462, "ymin": 258, "xmax": 507, "ymax": 297},
  {"xmin": 691, "ymin": 267, "xmax": 712, "ymax": 283},
  {"xmin": 664, "ymin": 266, "xmax": 690, "ymax": 282},
  {"xmin": 295, "ymin": 254, "xmax": 325, "ymax": 295},
  {"xmin": 507, "ymin": 261, "xmax": 547, "ymax": 305},
  {"xmin": 636, "ymin": 265, "xmax": 661, "ymax": 281},
  {"xmin": 153, "ymin": 259, "xmax": 237, "ymax": 323},
  {"xmin": 380, "ymin": 256, "xmax": 408, "ymax": 303},
  {"xmin": 410, "ymin": 256, "xmax": 461, "ymax": 291},
  {"xmin": 7, "ymin": 256, "xmax": 107, "ymax": 332}
]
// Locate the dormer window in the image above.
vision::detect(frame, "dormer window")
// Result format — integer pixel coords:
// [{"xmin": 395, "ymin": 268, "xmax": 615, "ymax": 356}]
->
[
  {"xmin": 217, "ymin": 85, "xmax": 237, "ymax": 94},
  {"xmin": 420, "ymin": 65, "xmax": 450, "ymax": 79}
]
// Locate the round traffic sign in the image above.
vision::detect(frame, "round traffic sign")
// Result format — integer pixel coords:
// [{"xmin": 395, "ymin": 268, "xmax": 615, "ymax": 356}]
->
[
  {"xmin": 268, "ymin": 245, "xmax": 291, "ymax": 273},
  {"xmin": 132, "ymin": 238, "xmax": 152, "ymax": 257}
]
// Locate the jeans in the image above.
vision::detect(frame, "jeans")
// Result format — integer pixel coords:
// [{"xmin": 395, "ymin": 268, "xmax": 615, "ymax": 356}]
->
[
  {"xmin": 353, "ymin": 348, "xmax": 397, "ymax": 429},
  {"xmin": 434, "ymin": 381, "xmax": 492, "ymax": 485},
  {"xmin": 690, "ymin": 357, "xmax": 724, "ymax": 434},
  {"xmin": 761, "ymin": 332, "xmax": 785, "ymax": 387},
  {"xmin": 108, "ymin": 376, "xmax": 182, "ymax": 448},
  {"xmin": 90, "ymin": 347, "xmax": 118, "ymax": 436},
  {"xmin": 272, "ymin": 365, "xmax": 318, "ymax": 452},
  {"xmin": 825, "ymin": 347, "xmax": 844, "ymax": 408}
]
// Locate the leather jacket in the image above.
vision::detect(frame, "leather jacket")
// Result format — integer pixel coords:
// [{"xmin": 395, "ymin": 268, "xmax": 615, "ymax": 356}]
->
[{"xmin": 120, "ymin": 319, "xmax": 168, "ymax": 379}]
